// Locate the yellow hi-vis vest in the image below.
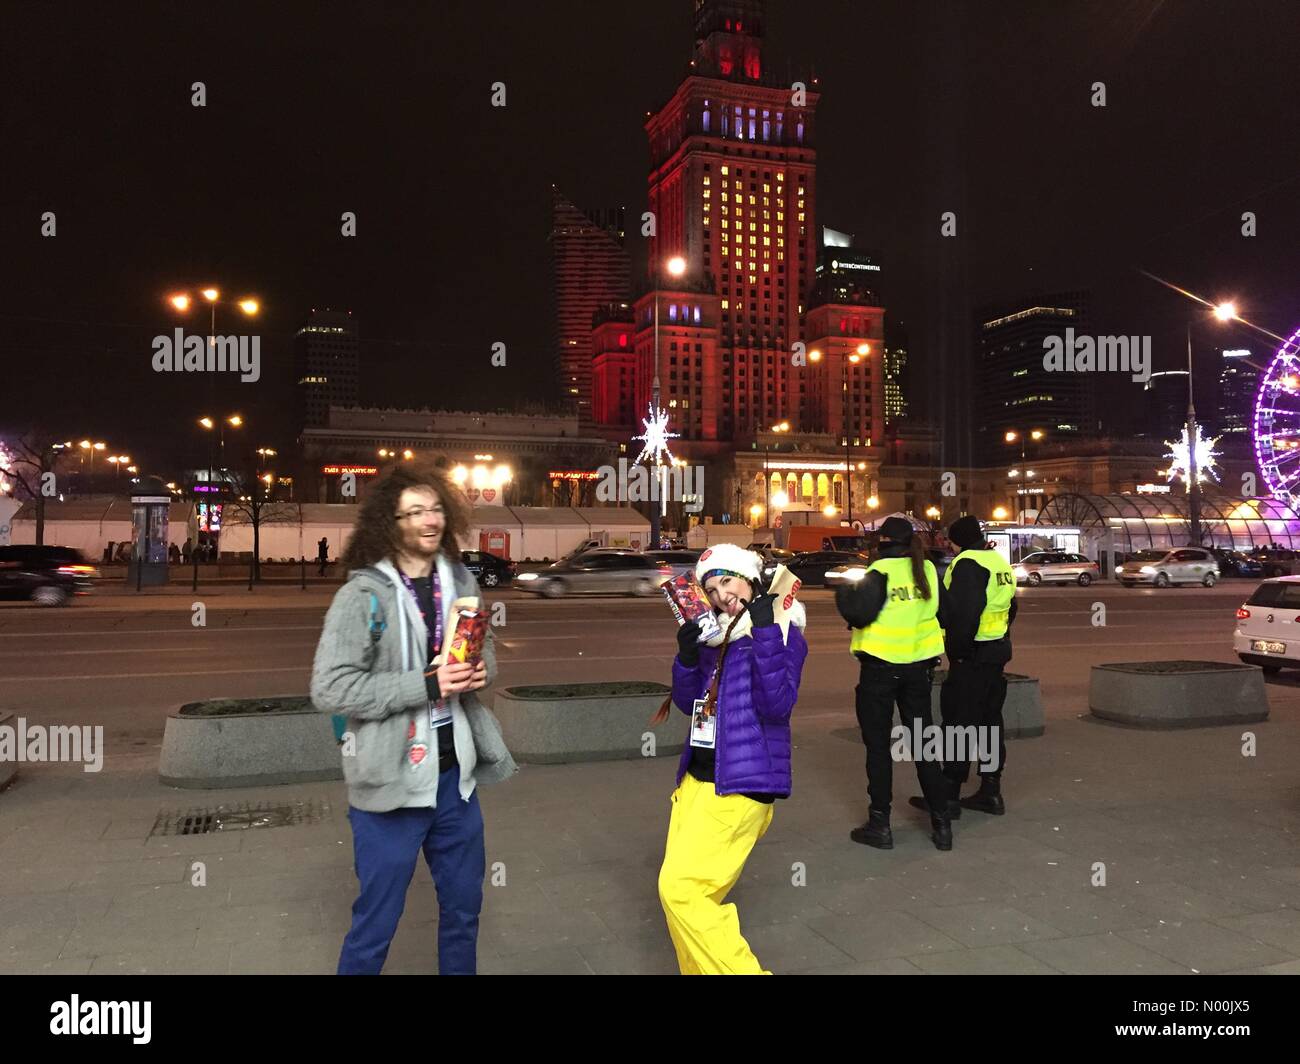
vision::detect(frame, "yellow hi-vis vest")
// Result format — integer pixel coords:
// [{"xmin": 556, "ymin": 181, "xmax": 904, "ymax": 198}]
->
[
  {"xmin": 943, "ymin": 548, "xmax": 1015, "ymax": 641},
  {"xmin": 850, "ymin": 557, "xmax": 945, "ymax": 664}
]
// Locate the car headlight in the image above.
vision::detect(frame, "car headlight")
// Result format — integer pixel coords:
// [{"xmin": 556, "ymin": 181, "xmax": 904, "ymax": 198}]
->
[
  {"xmin": 834, "ymin": 567, "xmax": 867, "ymax": 582},
  {"xmin": 1139, "ymin": 566, "xmax": 1156, "ymax": 574},
  {"xmin": 518, "ymin": 572, "xmax": 538, "ymax": 581},
  {"xmin": 1013, "ymin": 566, "xmax": 1027, "ymax": 576}
]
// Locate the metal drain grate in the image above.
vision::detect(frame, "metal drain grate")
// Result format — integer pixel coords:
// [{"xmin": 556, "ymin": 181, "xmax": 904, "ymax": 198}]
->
[{"xmin": 150, "ymin": 798, "xmax": 331, "ymax": 838}]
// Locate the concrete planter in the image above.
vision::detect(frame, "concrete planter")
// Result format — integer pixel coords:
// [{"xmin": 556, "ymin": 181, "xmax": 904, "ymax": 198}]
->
[
  {"xmin": 1090, "ymin": 660, "xmax": 1269, "ymax": 728},
  {"xmin": 0, "ymin": 710, "xmax": 17, "ymax": 791},
  {"xmin": 493, "ymin": 681, "xmax": 685, "ymax": 764},
  {"xmin": 930, "ymin": 671, "xmax": 1046, "ymax": 739},
  {"xmin": 159, "ymin": 696, "xmax": 342, "ymax": 789}
]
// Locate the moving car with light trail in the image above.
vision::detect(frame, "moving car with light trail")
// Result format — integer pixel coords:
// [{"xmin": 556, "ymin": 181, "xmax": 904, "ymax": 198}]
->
[
  {"xmin": 1013, "ymin": 551, "xmax": 1101, "ymax": 587},
  {"xmin": 1116, "ymin": 547, "xmax": 1218, "ymax": 587},
  {"xmin": 516, "ymin": 551, "xmax": 673, "ymax": 598}
]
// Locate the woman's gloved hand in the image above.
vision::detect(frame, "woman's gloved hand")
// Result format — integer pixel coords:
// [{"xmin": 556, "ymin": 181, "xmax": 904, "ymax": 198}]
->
[
  {"xmin": 676, "ymin": 620, "xmax": 703, "ymax": 666},
  {"xmin": 747, "ymin": 592, "xmax": 777, "ymax": 628}
]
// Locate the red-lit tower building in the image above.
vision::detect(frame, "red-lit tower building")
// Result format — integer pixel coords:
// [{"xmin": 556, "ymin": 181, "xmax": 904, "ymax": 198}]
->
[
  {"xmin": 591, "ymin": 0, "xmax": 886, "ymax": 523},
  {"xmin": 638, "ymin": 0, "xmax": 820, "ymax": 448}
]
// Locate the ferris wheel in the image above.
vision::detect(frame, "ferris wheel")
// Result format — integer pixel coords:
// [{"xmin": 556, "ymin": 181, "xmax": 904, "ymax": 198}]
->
[{"xmin": 1253, "ymin": 327, "xmax": 1300, "ymax": 506}]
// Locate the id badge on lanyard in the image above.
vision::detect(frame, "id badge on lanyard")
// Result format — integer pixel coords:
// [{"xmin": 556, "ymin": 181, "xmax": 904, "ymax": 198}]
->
[
  {"xmin": 398, "ymin": 569, "xmax": 452, "ymax": 731},
  {"xmin": 690, "ymin": 659, "xmax": 721, "ymax": 749},
  {"xmin": 689, "ymin": 698, "xmax": 716, "ymax": 749}
]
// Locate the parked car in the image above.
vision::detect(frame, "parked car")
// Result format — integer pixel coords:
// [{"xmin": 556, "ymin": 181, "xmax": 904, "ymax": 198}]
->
[
  {"xmin": 1116, "ymin": 547, "xmax": 1218, "ymax": 587},
  {"xmin": 515, "ymin": 551, "xmax": 673, "ymax": 598},
  {"xmin": 750, "ymin": 545, "xmax": 798, "ymax": 581},
  {"xmin": 1251, "ymin": 549, "xmax": 1299, "ymax": 578},
  {"xmin": 786, "ymin": 550, "xmax": 871, "ymax": 588},
  {"xmin": 1013, "ymin": 551, "xmax": 1101, "ymax": 587},
  {"xmin": 461, "ymin": 550, "xmax": 515, "ymax": 588},
  {"xmin": 644, "ymin": 549, "xmax": 701, "ymax": 579},
  {"xmin": 1233, "ymin": 577, "xmax": 1300, "ymax": 673},
  {"xmin": 0, "ymin": 545, "xmax": 97, "ymax": 606},
  {"xmin": 1208, "ymin": 548, "xmax": 1264, "ymax": 578}
]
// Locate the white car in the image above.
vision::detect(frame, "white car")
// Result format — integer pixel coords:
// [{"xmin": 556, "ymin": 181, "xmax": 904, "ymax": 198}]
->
[{"xmin": 1233, "ymin": 576, "xmax": 1300, "ymax": 674}]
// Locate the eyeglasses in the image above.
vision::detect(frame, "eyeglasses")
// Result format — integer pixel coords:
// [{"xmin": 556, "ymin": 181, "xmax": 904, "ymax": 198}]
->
[{"xmin": 395, "ymin": 506, "xmax": 444, "ymax": 521}]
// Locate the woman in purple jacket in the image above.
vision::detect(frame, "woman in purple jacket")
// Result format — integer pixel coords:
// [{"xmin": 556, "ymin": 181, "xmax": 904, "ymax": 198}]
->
[{"xmin": 656, "ymin": 543, "xmax": 808, "ymax": 974}]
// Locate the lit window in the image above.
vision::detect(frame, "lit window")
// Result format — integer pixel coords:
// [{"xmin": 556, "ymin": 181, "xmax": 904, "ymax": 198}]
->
[
  {"xmin": 722, "ymin": 166, "xmax": 729, "ymax": 175},
  {"xmin": 703, "ymin": 175, "xmax": 710, "ymax": 185},
  {"xmin": 722, "ymin": 192, "xmax": 728, "ymax": 202},
  {"xmin": 703, "ymin": 189, "xmax": 710, "ymax": 199}
]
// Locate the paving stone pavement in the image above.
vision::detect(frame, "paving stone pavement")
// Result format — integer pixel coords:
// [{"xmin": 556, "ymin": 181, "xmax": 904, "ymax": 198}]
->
[{"xmin": 1, "ymin": 704, "xmax": 1298, "ymax": 975}]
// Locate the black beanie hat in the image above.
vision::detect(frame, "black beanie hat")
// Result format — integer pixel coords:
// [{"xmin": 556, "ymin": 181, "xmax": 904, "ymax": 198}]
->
[
  {"xmin": 948, "ymin": 515, "xmax": 985, "ymax": 550},
  {"xmin": 878, "ymin": 516, "xmax": 914, "ymax": 545}
]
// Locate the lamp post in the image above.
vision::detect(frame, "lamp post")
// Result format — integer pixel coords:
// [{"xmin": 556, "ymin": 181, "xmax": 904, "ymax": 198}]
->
[
  {"xmin": 1185, "ymin": 302, "xmax": 1239, "ymax": 545},
  {"xmin": 845, "ymin": 345, "xmax": 867, "ymax": 522},
  {"xmin": 1004, "ymin": 429, "xmax": 1045, "ymax": 523},
  {"xmin": 648, "ymin": 255, "xmax": 687, "ymax": 550},
  {"xmin": 764, "ymin": 421, "xmax": 790, "ymax": 527}
]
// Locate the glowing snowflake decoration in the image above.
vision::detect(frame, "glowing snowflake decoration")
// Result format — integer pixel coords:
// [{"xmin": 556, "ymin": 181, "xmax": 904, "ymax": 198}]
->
[
  {"xmin": 1162, "ymin": 423, "xmax": 1222, "ymax": 486},
  {"xmin": 632, "ymin": 404, "xmax": 678, "ymax": 468}
]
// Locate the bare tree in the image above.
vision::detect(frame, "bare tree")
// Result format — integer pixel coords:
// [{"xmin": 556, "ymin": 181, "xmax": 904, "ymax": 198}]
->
[
  {"xmin": 220, "ymin": 464, "xmax": 298, "ymax": 583},
  {"xmin": 0, "ymin": 430, "xmax": 69, "ymax": 546}
]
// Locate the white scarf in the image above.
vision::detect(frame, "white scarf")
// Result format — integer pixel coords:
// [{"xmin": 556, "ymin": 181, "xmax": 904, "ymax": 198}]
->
[{"xmin": 703, "ymin": 599, "xmax": 807, "ymax": 648}]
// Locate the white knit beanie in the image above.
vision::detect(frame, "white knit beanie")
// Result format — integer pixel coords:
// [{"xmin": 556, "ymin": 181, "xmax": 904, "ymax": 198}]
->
[{"xmin": 695, "ymin": 543, "xmax": 762, "ymax": 587}]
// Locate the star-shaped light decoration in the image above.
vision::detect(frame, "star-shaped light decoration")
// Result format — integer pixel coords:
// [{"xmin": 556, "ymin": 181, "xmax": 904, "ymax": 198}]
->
[
  {"xmin": 1161, "ymin": 423, "xmax": 1222, "ymax": 486},
  {"xmin": 632, "ymin": 404, "xmax": 679, "ymax": 468}
]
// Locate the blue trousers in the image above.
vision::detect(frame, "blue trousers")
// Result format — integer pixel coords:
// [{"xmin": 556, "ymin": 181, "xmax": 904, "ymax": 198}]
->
[{"xmin": 338, "ymin": 767, "xmax": 486, "ymax": 975}]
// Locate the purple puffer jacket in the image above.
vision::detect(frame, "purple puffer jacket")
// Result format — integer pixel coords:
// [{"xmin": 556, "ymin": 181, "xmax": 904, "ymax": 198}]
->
[{"xmin": 671, "ymin": 621, "xmax": 808, "ymax": 797}]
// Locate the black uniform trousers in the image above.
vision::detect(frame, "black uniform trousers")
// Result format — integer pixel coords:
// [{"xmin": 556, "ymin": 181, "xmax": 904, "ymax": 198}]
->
[
  {"xmin": 940, "ymin": 658, "xmax": 1008, "ymax": 785},
  {"xmin": 854, "ymin": 659, "xmax": 949, "ymax": 816}
]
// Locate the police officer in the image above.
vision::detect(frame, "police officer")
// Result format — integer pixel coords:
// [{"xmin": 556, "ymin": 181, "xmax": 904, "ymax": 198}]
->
[
  {"xmin": 911, "ymin": 515, "xmax": 1016, "ymax": 818},
  {"xmin": 835, "ymin": 516, "xmax": 954, "ymax": 852}
]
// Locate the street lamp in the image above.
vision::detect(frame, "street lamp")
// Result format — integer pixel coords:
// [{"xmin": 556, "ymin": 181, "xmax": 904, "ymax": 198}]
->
[
  {"xmin": 198, "ymin": 414, "xmax": 243, "ymax": 497},
  {"xmin": 1184, "ymin": 302, "xmax": 1239, "ymax": 545},
  {"xmin": 1004, "ymin": 429, "xmax": 1046, "ymax": 522},
  {"xmin": 763, "ymin": 421, "xmax": 790, "ymax": 527},
  {"xmin": 78, "ymin": 440, "xmax": 107, "ymax": 475},
  {"xmin": 648, "ymin": 255, "xmax": 689, "ymax": 549},
  {"xmin": 843, "ymin": 346, "xmax": 867, "ymax": 523}
]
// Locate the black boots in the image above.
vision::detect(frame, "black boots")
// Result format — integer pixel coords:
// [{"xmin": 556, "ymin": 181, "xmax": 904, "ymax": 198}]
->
[
  {"xmin": 960, "ymin": 776, "xmax": 1006, "ymax": 816},
  {"xmin": 850, "ymin": 808, "xmax": 894, "ymax": 849},
  {"xmin": 930, "ymin": 811, "xmax": 953, "ymax": 851},
  {"xmin": 907, "ymin": 794, "xmax": 962, "ymax": 820}
]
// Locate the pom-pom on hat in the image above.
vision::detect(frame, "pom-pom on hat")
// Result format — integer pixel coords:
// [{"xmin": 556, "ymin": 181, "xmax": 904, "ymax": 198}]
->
[{"xmin": 695, "ymin": 542, "xmax": 763, "ymax": 587}]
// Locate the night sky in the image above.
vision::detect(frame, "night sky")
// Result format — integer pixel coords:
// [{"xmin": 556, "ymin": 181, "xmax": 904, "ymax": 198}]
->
[{"xmin": 2, "ymin": 0, "xmax": 1297, "ymax": 475}]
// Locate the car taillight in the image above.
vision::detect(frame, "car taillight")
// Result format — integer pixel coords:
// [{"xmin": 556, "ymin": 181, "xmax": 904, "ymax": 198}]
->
[
  {"xmin": 1236, "ymin": 607, "xmax": 1250, "ymax": 619},
  {"xmin": 58, "ymin": 565, "xmax": 95, "ymax": 575},
  {"xmin": 657, "ymin": 565, "xmax": 673, "ymax": 574}
]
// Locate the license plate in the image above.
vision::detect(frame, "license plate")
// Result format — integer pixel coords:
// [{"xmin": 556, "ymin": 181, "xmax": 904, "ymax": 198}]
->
[{"xmin": 1252, "ymin": 640, "xmax": 1286, "ymax": 655}]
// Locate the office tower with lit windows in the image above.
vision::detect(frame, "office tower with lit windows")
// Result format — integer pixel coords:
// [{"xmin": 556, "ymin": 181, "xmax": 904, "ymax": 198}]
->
[
  {"xmin": 883, "ymin": 318, "xmax": 909, "ymax": 428},
  {"xmin": 1142, "ymin": 369, "xmax": 1192, "ymax": 442},
  {"xmin": 549, "ymin": 187, "xmax": 631, "ymax": 427},
  {"xmin": 974, "ymin": 292, "xmax": 1093, "ymax": 463},
  {"xmin": 1217, "ymin": 347, "xmax": 1261, "ymax": 436},
  {"xmin": 294, "ymin": 309, "xmax": 359, "ymax": 431},
  {"xmin": 636, "ymin": 0, "xmax": 821, "ymax": 444}
]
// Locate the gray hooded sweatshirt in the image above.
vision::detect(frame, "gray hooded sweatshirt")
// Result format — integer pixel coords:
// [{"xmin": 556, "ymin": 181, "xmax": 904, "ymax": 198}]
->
[{"xmin": 310, "ymin": 552, "xmax": 517, "ymax": 813}]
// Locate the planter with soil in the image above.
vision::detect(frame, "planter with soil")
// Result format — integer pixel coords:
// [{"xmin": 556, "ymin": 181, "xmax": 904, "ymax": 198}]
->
[
  {"xmin": 493, "ymin": 681, "xmax": 686, "ymax": 763},
  {"xmin": 1089, "ymin": 660, "xmax": 1268, "ymax": 728},
  {"xmin": 159, "ymin": 696, "xmax": 342, "ymax": 788}
]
